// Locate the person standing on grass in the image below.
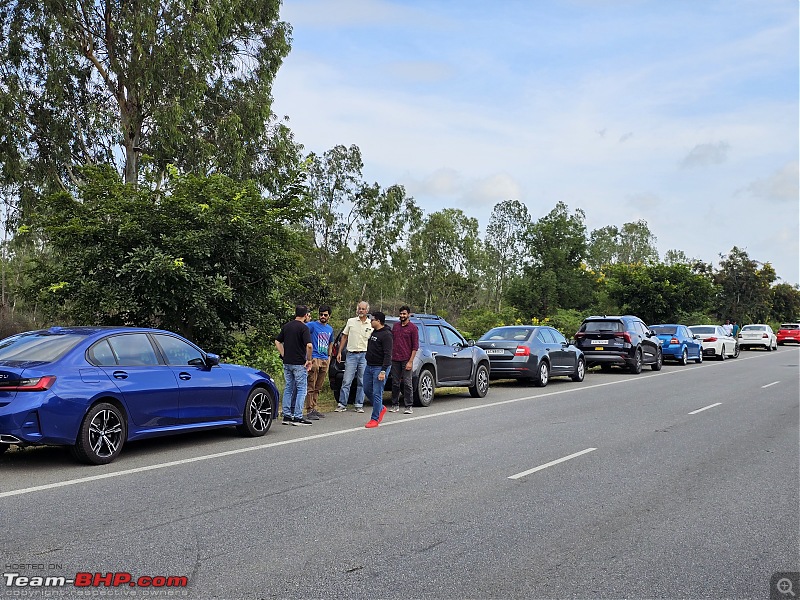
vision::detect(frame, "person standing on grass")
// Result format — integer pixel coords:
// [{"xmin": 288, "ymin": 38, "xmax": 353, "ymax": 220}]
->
[
  {"xmin": 335, "ymin": 300, "xmax": 373, "ymax": 413},
  {"xmin": 304, "ymin": 305, "xmax": 333, "ymax": 420},
  {"xmin": 274, "ymin": 305, "xmax": 313, "ymax": 427},
  {"xmin": 364, "ymin": 311, "xmax": 393, "ymax": 429},
  {"xmin": 390, "ymin": 305, "xmax": 419, "ymax": 414}
]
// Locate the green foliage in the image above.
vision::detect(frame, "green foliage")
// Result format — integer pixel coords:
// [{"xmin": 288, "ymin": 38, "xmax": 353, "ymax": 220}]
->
[
  {"xmin": 587, "ymin": 220, "xmax": 659, "ymax": 269},
  {"xmin": 770, "ymin": 283, "xmax": 800, "ymax": 322},
  {"xmin": 714, "ymin": 247, "xmax": 776, "ymax": 323},
  {"xmin": 221, "ymin": 335, "xmax": 284, "ymax": 383},
  {"xmin": 24, "ymin": 165, "xmax": 308, "ymax": 348},
  {"xmin": 455, "ymin": 306, "xmax": 523, "ymax": 340},
  {"xmin": 546, "ymin": 309, "xmax": 586, "ymax": 338},
  {"xmin": 604, "ymin": 263, "xmax": 714, "ymax": 324}
]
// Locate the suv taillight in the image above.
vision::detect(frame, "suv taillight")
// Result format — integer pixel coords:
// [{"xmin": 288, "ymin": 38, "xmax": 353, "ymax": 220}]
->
[{"xmin": 614, "ymin": 332, "xmax": 632, "ymax": 344}]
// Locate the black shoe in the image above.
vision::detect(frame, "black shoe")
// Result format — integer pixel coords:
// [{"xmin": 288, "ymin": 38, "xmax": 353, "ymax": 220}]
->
[
  {"xmin": 312, "ymin": 409, "xmax": 326, "ymax": 418},
  {"xmin": 306, "ymin": 412, "xmax": 320, "ymax": 420},
  {"xmin": 282, "ymin": 416, "xmax": 297, "ymax": 426},
  {"xmin": 293, "ymin": 417, "xmax": 313, "ymax": 426}
]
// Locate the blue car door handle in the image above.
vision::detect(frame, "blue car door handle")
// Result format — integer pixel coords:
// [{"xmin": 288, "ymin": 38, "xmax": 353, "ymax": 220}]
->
[
  {"xmin": 112, "ymin": 371, "xmax": 128, "ymax": 379},
  {"xmin": 179, "ymin": 372, "xmax": 192, "ymax": 380}
]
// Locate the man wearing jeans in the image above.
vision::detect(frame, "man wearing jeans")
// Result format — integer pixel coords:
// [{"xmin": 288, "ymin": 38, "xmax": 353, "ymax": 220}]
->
[
  {"xmin": 335, "ymin": 301, "xmax": 373, "ymax": 412},
  {"xmin": 364, "ymin": 311, "xmax": 393, "ymax": 428},
  {"xmin": 274, "ymin": 305, "xmax": 313, "ymax": 426},
  {"xmin": 390, "ymin": 305, "xmax": 419, "ymax": 414}
]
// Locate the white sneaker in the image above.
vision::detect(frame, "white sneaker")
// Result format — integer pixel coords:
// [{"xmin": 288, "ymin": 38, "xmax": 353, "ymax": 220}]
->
[
  {"xmin": 334, "ymin": 404, "xmax": 347, "ymax": 412},
  {"xmin": 356, "ymin": 407, "xmax": 365, "ymax": 413},
  {"xmin": 403, "ymin": 407, "xmax": 413, "ymax": 414}
]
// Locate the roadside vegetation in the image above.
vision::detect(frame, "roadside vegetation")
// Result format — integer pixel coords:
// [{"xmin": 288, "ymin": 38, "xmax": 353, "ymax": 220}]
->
[{"xmin": 1, "ymin": 1, "xmax": 798, "ymax": 396}]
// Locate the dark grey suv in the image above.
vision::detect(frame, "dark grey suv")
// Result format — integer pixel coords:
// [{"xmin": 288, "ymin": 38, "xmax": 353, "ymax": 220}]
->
[
  {"xmin": 574, "ymin": 315, "xmax": 662, "ymax": 373},
  {"xmin": 329, "ymin": 314, "xmax": 491, "ymax": 406}
]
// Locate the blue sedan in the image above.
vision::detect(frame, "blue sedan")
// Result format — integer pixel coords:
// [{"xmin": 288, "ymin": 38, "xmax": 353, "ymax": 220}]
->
[
  {"xmin": 651, "ymin": 324, "xmax": 703, "ymax": 365},
  {"xmin": 0, "ymin": 327, "xmax": 278, "ymax": 464}
]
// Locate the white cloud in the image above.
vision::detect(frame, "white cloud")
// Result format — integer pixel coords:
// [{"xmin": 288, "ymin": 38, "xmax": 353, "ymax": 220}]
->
[
  {"xmin": 679, "ymin": 142, "xmax": 732, "ymax": 169},
  {"xmin": 743, "ymin": 161, "xmax": 799, "ymax": 203}
]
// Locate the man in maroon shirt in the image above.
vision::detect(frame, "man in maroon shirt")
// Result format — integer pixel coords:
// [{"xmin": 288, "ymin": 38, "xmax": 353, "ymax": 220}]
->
[{"xmin": 390, "ymin": 305, "xmax": 419, "ymax": 414}]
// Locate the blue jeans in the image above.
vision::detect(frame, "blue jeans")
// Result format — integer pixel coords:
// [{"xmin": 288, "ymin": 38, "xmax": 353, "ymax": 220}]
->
[
  {"xmin": 364, "ymin": 365, "xmax": 387, "ymax": 422},
  {"xmin": 282, "ymin": 364, "xmax": 308, "ymax": 419},
  {"xmin": 339, "ymin": 352, "xmax": 366, "ymax": 408}
]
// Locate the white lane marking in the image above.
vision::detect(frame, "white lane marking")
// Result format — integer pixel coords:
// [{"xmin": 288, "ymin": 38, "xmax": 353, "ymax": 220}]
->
[
  {"xmin": 761, "ymin": 381, "xmax": 780, "ymax": 389},
  {"xmin": 688, "ymin": 402, "xmax": 722, "ymax": 415},
  {"xmin": 508, "ymin": 448, "xmax": 597, "ymax": 480},
  {"xmin": 0, "ymin": 349, "xmax": 783, "ymax": 499}
]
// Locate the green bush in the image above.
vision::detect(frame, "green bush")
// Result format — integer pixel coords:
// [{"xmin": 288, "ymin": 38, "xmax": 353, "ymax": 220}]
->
[
  {"xmin": 456, "ymin": 307, "xmax": 523, "ymax": 340},
  {"xmin": 221, "ymin": 335, "xmax": 284, "ymax": 386}
]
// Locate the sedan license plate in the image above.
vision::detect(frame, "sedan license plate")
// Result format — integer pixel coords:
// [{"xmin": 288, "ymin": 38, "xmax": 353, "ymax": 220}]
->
[{"xmin": 485, "ymin": 349, "xmax": 505, "ymax": 355}]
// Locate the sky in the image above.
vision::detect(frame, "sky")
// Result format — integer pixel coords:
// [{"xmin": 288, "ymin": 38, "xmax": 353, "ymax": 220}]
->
[{"xmin": 272, "ymin": 0, "xmax": 799, "ymax": 286}]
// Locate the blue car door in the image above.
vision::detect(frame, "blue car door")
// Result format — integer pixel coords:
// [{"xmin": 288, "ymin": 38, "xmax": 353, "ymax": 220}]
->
[
  {"xmin": 95, "ymin": 333, "xmax": 181, "ymax": 428},
  {"xmin": 151, "ymin": 333, "xmax": 234, "ymax": 423}
]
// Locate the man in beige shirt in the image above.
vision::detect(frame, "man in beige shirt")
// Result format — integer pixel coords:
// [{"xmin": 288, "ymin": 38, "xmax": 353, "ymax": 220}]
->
[{"xmin": 335, "ymin": 301, "xmax": 373, "ymax": 412}]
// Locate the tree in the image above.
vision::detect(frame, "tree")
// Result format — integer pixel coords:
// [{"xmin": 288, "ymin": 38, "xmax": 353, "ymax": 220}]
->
[
  {"xmin": 587, "ymin": 220, "xmax": 659, "ymax": 269},
  {"xmin": 714, "ymin": 247, "xmax": 775, "ymax": 323},
  {"xmin": 770, "ymin": 283, "xmax": 800, "ymax": 323},
  {"xmin": 484, "ymin": 199, "xmax": 531, "ymax": 311},
  {"xmin": 604, "ymin": 263, "xmax": 714, "ymax": 324},
  {"xmin": 507, "ymin": 202, "xmax": 595, "ymax": 316},
  {"xmin": 24, "ymin": 165, "xmax": 308, "ymax": 349},
  {"xmin": 1, "ymin": 0, "xmax": 295, "ymax": 192}
]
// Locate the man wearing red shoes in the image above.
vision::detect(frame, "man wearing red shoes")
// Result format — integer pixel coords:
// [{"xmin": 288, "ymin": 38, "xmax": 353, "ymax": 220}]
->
[{"xmin": 364, "ymin": 311, "xmax": 393, "ymax": 428}]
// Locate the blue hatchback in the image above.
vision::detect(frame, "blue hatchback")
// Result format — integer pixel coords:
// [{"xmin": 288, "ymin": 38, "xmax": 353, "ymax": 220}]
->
[
  {"xmin": 0, "ymin": 327, "xmax": 279, "ymax": 464},
  {"xmin": 651, "ymin": 324, "xmax": 703, "ymax": 365}
]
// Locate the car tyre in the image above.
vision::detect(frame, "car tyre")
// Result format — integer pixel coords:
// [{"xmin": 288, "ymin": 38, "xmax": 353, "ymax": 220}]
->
[
  {"xmin": 695, "ymin": 350, "xmax": 703, "ymax": 364},
  {"xmin": 651, "ymin": 349, "xmax": 662, "ymax": 371},
  {"xmin": 719, "ymin": 345, "xmax": 726, "ymax": 360},
  {"xmin": 732, "ymin": 344, "xmax": 740, "ymax": 359},
  {"xmin": 415, "ymin": 368, "xmax": 435, "ymax": 407},
  {"xmin": 629, "ymin": 349, "xmax": 643, "ymax": 374},
  {"xmin": 237, "ymin": 387, "xmax": 273, "ymax": 437},
  {"xmin": 72, "ymin": 402, "xmax": 127, "ymax": 465},
  {"xmin": 766, "ymin": 342, "xmax": 773, "ymax": 352},
  {"xmin": 679, "ymin": 348, "xmax": 688, "ymax": 366},
  {"xmin": 469, "ymin": 363, "xmax": 490, "ymax": 398},
  {"xmin": 571, "ymin": 358, "xmax": 585, "ymax": 382},
  {"xmin": 533, "ymin": 360, "xmax": 549, "ymax": 387}
]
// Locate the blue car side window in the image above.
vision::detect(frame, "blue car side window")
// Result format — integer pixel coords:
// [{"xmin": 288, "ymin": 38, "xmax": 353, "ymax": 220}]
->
[
  {"xmin": 153, "ymin": 334, "xmax": 203, "ymax": 366},
  {"xmin": 107, "ymin": 334, "xmax": 159, "ymax": 366},
  {"xmin": 88, "ymin": 339, "xmax": 118, "ymax": 366}
]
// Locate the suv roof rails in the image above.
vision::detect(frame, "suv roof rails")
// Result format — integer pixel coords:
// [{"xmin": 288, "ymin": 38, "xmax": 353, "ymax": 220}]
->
[{"xmin": 411, "ymin": 313, "xmax": 442, "ymax": 320}]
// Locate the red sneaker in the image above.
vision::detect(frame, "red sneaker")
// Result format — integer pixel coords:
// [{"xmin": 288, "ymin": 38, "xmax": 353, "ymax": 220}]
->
[
  {"xmin": 365, "ymin": 419, "xmax": 379, "ymax": 429},
  {"xmin": 377, "ymin": 406, "xmax": 387, "ymax": 424}
]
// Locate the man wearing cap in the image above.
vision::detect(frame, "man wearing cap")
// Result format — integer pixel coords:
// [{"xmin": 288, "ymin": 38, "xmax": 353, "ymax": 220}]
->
[
  {"xmin": 335, "ymin": 301, "xmax": 373, "ymax": 413},
  {"xmin": 364, "ymin": 311, "xmax": 393, "ymax": 428}
]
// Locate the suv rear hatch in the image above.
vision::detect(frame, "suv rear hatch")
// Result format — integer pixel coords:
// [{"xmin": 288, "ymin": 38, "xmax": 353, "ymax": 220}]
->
[{"xmin": 575, "ymin": 320, "xmax": 629, "ymax": 352}]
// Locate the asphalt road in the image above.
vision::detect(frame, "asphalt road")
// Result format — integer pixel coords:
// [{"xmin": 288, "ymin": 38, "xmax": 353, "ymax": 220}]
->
[{"xmin": 1, "ymin": 348, "xmax": 798, "ymax": 600}]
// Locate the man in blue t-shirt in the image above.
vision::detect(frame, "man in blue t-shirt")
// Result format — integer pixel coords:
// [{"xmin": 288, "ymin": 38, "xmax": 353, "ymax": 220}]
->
[{"xmin": 304, "ymin": 304, "xmax": 334, "ymax": 420}]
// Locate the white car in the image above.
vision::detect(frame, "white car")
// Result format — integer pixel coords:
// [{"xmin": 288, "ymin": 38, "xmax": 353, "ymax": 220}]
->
[
  {"xmin": 738, "ymin": 324, "xmax": 778, "ymax": 351},
  {"xmin": 688, "ymin": 325, "xmax": 740, "ymax": 360}
]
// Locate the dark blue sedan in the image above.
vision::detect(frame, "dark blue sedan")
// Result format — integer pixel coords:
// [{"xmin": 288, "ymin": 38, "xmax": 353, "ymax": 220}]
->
[
  {"xmin": 0, "ymin": 327, "xmax": 278, "ymax": 464},
  {"xmin": 651, "ymin": 324, "xmax": 703, "ymax": 365},
  {"xmin": 476, "ymin": 325, "xmax": 585, "ymax": 387}
]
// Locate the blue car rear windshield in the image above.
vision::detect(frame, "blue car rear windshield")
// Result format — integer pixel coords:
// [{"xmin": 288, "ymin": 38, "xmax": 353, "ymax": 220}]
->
[
  {"xmin": 652, "ymin": 326, "xmax": 677, "ymax": 335},
  {"xmin": 0, "ymin": 332, "xmax": 84, "ymax": 362}
]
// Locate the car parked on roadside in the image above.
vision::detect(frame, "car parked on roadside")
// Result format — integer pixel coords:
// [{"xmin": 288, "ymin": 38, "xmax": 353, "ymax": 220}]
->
[
  {"xmin": 329, "ymin": 314, "xmax": 491, "ymax": 407},
  {"xmin": 687, "ymin": 325, "xmax": 739, "ymax": 360},
  {"xmin": 0, "ymin": 326, "xmax": 278, "ymax": 465},
  {"xmin": 651, "ymin": 324, "xmax": 703, "ymax": 365},
  {"xmin": 476, "ymin": 325, "xmax": 585, "ymax": 387},
  {"xmin": 574, "ymin": 315, "xmax": 662, "ymax": 373},
  {"xmin": 777, "ymin": 323, "xmax": 800, "ymax": 346},
  {"xmin": 738, "ymin": 324, "xmax": 778, "ymax": 351}
]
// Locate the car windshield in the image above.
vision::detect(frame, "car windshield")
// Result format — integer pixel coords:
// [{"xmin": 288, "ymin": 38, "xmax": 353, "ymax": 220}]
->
[
  {"xmin": 689, "ymin": 326, "xmax": 716, "ymax": 335},
  {"xmin": 742, "ymin": 325, "xmax": 765, "ymax": 331},
  {"xmin": 780, "ymin": 324, "xmax": 799, "ymax": 330},
  {"xmin": 480, "ymin": 328, "xmax": 533, "ymax": 342},
  {"xmin": 652, "ymin": 326, "xmax": 677, "ymax": 335},
  {"xmin": 582, "ymin": 321, "xmax": 623, "ymax": 333},
  {"xmin": 0, "ymin": 332, "xmax": 84, "ymax": 362}
]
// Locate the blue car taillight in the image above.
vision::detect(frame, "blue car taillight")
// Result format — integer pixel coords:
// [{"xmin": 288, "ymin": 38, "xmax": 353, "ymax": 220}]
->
[{"xmin": 0, "ymin": 375, "xmax": 57, "ymax": 392}]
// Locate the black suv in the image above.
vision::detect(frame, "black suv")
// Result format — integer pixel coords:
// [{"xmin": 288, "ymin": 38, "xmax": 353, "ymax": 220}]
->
[
  {"xmin": 328, "ymin": 314, "xmax": 491, "ymax": 406},
  {"xmin": 574, "ymin": 315, "xmax": 662, "ymax": 373}
]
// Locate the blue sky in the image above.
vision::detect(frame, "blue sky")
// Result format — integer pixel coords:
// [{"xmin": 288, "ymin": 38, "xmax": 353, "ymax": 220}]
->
[{"xmin": 273, "ymin": 0, "xmax": 799, "ymax": 285}]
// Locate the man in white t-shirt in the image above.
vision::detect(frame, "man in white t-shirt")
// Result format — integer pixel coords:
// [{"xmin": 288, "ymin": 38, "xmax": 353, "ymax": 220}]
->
[{"xmin": 335, "ymin": 301, "xmax": 373, "ymax": 412}]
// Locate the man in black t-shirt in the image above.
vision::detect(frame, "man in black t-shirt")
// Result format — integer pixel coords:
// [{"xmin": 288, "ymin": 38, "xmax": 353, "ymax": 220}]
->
[
  {"xmin": 364, "ymin": 311, "xmax": 393, "ymax": 428},
  {"xmin": 275, "ymin": 306, "xmax": 313, "ymax": 426}
]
